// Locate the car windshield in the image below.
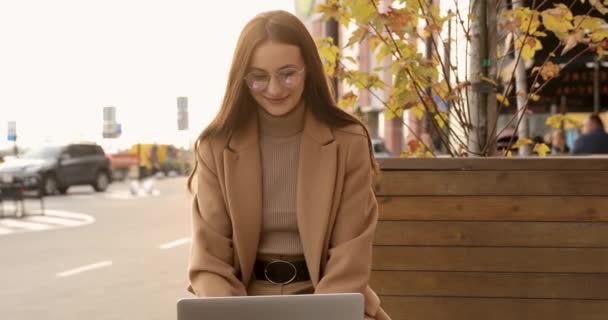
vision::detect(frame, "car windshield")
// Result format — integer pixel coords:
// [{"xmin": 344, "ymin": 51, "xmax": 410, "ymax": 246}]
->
[{"xmin": 22, "ymin": 146, "xmax": 62, "ymax": 159}]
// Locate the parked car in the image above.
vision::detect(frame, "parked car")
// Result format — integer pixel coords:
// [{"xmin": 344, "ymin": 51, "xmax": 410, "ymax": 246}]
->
[{"xmin": 0, "ymin": 143, "xmax": 112, "ymax": 195}]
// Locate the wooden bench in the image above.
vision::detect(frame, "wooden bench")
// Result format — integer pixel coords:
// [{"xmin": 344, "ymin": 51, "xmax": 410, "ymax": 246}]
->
[{"xmin": 372, "ymin": 157, "xmax": 608, "ymax": 320}]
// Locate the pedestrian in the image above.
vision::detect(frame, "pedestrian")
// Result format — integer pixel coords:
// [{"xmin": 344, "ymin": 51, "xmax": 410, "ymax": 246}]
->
[
  {"xmin": 186, "ymin": 10, "xmax": 389, "ymax": 320},
  {"xmin": 572, "ymin": 113, "xmax": 608, "ymax": 154}
]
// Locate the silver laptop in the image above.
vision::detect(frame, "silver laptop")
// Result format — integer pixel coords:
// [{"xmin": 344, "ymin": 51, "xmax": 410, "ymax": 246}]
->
[{"xmin": 177, "ymin": 293, "xmax": 364, "ymax": 320}]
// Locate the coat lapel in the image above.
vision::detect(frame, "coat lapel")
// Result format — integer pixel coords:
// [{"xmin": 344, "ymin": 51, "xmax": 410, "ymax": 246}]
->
[
  {"xmin": 223, "ymin": 113, "xmax": 262, "ymax": 286},
  {"xmin": 297, "ymin": 110, "xmax": 337, "ymax": 285}
]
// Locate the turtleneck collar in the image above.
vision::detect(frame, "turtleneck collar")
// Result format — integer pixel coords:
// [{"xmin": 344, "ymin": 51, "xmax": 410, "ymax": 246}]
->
[{"xmin": 257, "ymin": 100, "xmax": 306, "ymax": 138}]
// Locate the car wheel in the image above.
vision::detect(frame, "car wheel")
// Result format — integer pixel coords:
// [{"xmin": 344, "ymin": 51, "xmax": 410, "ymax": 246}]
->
[
  {"xmin": 42, "ymin": 174, "xmax": 58, "ymax": 195},
  {"xmin": 93, "ymin": 171, "xmax": 110, "ymax": 192},
  {"xmin": 58, "ymin": 186, "xmax": 69, "ymax": 194}
]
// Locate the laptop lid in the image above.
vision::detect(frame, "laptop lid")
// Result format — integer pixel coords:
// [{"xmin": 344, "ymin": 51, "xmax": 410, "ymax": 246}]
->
[{"xmin": 177, "ymin": 293, "xmax": 364, "ymax": 320}]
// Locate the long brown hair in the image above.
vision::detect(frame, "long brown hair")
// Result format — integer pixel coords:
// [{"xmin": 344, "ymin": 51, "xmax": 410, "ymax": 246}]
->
[{"xmin": 188, "ymin": 10, "xmax": 377, "ymax": 191}]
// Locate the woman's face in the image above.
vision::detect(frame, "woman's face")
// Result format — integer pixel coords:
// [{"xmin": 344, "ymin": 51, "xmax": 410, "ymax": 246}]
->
[{"xmin": 246, "ymin": 41, "xmax": 306, "ymax": 116}]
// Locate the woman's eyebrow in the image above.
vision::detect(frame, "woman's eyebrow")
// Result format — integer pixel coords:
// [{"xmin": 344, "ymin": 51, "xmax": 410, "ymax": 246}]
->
[
  {"xmin": 277, "ymin": 64, "xmax": 300, "ymax": 71},
  {"xmin": 249, "ymin": 64, "xmax": 300, "ymax": 72}
]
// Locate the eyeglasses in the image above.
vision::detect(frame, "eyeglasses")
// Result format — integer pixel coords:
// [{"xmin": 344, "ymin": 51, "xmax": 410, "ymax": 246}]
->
[{"xmin": 243, "ymin": 67, "xmax": 305, "ymax": 92}]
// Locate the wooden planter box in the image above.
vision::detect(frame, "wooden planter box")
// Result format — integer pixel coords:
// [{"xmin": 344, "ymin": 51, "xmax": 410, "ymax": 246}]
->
[{"xmin": 372, "ymin": 157, "xmax": 608, "ymax": 320}]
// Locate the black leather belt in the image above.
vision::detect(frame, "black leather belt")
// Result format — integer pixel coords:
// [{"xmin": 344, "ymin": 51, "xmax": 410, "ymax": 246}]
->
[{"xmin": 253, "ymin": 259, "xmax": 310, "ymax": 285}]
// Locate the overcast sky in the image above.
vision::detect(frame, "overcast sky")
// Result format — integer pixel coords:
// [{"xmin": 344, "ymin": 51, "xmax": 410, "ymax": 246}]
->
[{"xmin": 0, "ymin": 0, "xmax": 294, "ymax": 151}]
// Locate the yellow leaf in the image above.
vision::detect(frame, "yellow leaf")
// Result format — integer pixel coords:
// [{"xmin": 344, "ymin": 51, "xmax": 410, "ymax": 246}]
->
[
  {"xmin": 541, "ymin": 4, "xmax": 574, "ymax": 34},
  {"xmin": 344, "ymin": 27, "xmax": 368, "ymax": 48},
  {"xmin": 434, "ymin": 112, "xmax": 447, "ymax": 128},
  {"xmin": 590, "ymin": 0, "xmax": 608, "ymax": 14},
  {"xmin": 591, "ymin": 28, "xmax": 608, "ymax": 43},
  {"xmin": 533, "ymin": 143, "xmax": 551, "ymax": 157},
  {"xmin": 496, "ymin": 93, "xmax": 510, "ymax": 107},
  {"xmin": 546, "ymin": 114, "xmax": 565, "ymax": 128},
  {"xmin": 530, "ymin": 93, "xmax": 540, "ymax": 101},
  {"xmin": 512, "ymin": 138, "xmax": 534, "ymax": 149},
  {"xmin": 347, "ymin": 0, "xmax": 376, "ymax": 25},
  {"xmin": 532, "ymin": 61, "xmax": 560, "ymax": 80},
  {"xmin": 564, "ymin": 115, "xmax": 583, "ymax": 128},
  {"xmin": 561, "ymin": 30, "xmax": 585, "ymax": 55},
  {"xmin": 400, "ymin": 150, "xmax": 412, "ymax": 158},
  {"xmin": 337, "ymin": 91, "xmax": 358, "ymax": 109},
  {"xmin": 410, "ymin": 104, "xmax": 425, "ymax": 120},
  {"xmin": 480, "ymin": 75, "xmax": 499, "ymax": 87},
  {"xmin": 516, "ymin": 36, "xmax": 543, "ymax": 61},
  {"xmin": 505, "ymin": 150, "xmax": 513, "ymax": 157},
  {"xmin": 573, "ymin": 15, "xmax": 603, "ymax": 32}
]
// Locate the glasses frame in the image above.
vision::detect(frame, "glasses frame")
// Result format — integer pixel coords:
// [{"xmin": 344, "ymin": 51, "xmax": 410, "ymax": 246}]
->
[{"xmin": 243, "ymin": 67, "xmax": 306, "ymax": 92}]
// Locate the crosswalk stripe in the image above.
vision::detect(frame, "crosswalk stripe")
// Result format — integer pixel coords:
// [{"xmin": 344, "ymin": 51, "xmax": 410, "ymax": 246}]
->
[
  {"xmin": 0, "ymin": 219, "xmax": 52, "ymax": 231},
  {"xmin": 42, "ymin": 210, "xmax": 94, "ymax": 222},
  {"xmin": 26, "ymin": 215, "xmax": 84, "ymax": 227},
  {"xmin": 0, "ymin": 210, "xmax": 94, "ymax": 235}
]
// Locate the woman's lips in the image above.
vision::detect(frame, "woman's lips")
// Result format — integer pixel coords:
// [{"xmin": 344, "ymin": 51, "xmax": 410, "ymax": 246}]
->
[{"xmin": 264, "ymin": 95, "xmax": 289, "ymax": 104}]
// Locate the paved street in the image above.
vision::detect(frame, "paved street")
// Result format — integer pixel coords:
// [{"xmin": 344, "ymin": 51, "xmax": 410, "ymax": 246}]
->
[{"xmin": 0, "ymin": 177, "xmax": 194, "ymax": 320}]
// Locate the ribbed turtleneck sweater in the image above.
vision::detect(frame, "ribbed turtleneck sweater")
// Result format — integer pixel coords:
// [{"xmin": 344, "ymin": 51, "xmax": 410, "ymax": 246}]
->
[{"xmin": 256, "ymin": 101, "xmax": 306, "ymax": 255}]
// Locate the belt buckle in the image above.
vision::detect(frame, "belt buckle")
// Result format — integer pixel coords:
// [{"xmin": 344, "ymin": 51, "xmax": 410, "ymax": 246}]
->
[{"xmin": 264, "ymin": 260, "xmax": 297, "ymax": 285}]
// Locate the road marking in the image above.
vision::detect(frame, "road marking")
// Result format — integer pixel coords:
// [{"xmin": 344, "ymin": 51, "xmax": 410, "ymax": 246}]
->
[
  {"xmin": 56, "ymin": 261, "xmax": 112, "ymax": 278},
  {"xmin": 0, "ymin": 218, "xmax": 52, "ymax": 231},
  {"xmin": 40, "ymin": 210, "xmax": 95, "ymax": 223},
  {"xmin": 26, "ymin": 215, "xmax": 84, "ymax": 227},
  {"xmin": 0, "ymin": 226, "xmax": 13, "ymax": 235},
  {"xmin": 0, "ymin": 210, "xmax": 94, "ymax": 235},
  {"xmin": 160, "ymin": 237, "xmax": 191, "ymax": 249}
]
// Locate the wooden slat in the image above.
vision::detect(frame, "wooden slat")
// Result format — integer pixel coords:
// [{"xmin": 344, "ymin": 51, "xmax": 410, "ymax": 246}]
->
[
  {"xmin": 379, "ymin": 296, "xmax": 608, "ymax": 320},
  {"xmin": 370, "ymin": 271, "xmax": 608, "ymax": 299},
  {"xmin": 377, "ymin": 196, "xmax": 608, "ymax": 222},
  {"xmin": 374, "ymin": 221, "xmax": 608, "ymax": 247},
  {"xmin": 375, "ymin": 171, "xmax": 608, "ymax": 196},
  {"xmin": 372, "ymin": 247, "xmax": 608, "ymax": 273},
  {"xmin": 378, "ymin": 156, "xmax": 608, "ymax": 171}
]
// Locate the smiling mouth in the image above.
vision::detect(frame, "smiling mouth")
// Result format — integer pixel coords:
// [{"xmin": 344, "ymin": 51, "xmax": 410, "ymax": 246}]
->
[{"xmin": 264, "ymin": 96, "xmax": 289, "ymax": 103}]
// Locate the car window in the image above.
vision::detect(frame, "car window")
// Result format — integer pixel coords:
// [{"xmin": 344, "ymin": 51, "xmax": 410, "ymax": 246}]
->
[
  {"xmin": 23, "ymin": 146, "xmax": 62, "ymax": 159},
  {"xmin": 93, "ymin": 145, "xmax": 105, "ymax": 156},
  {"xmin": 67, "ymin": 145, "xmax": 89, "ymax": 158}
]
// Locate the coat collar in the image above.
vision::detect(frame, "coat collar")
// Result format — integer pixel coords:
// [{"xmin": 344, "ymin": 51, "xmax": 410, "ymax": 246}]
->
[{"xmin": 223, "ymin": 106, "xmax": 337, "ymax": 285}]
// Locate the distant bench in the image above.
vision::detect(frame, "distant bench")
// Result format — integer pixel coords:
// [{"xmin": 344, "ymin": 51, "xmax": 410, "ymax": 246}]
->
[{"xmin": 372, "ymin": 157, "xmax": 608, "ymax": 320}]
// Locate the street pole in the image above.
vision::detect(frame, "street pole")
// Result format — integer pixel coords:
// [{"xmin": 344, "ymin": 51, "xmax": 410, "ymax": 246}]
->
[{"xmin": 594, "ymin": 61, "xmax": 600, "ymax": 113}]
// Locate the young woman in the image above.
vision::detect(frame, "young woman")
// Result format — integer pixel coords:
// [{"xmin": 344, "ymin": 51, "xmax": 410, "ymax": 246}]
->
[{"xmin": 186, "ymin": 10, "xmax": 389, "ymax": 320}]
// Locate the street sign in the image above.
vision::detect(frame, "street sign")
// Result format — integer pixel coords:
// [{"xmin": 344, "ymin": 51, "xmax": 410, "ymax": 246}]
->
[
  {"xmin": 102, "ymin": 106, "xmax": 121, "ymax": 138},
  {"xmin": 7, "ymin": 121, "xmax": 16, "ymax": 141},
  {"xmin": 177, "ymin": 97, "xmax": 189, "ymax": 130}
]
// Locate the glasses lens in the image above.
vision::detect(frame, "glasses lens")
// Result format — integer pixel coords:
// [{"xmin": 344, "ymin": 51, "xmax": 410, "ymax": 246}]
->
[
  {"xmin": 245, "ymin": 73, "xmax": 269, "ymax": 92},
  {"xmin": 278, "ymin": 68, "xmax": 302, "ymax": 88}
]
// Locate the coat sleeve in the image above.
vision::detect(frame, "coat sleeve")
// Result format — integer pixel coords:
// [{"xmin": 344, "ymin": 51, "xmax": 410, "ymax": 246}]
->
[
  {"xmin": 314, "ymin": 135, "xmax": 389, "ymax": 320},
  {"xmin": 187, "ymin": 140, "xmax": 247, "ymax": 297}
]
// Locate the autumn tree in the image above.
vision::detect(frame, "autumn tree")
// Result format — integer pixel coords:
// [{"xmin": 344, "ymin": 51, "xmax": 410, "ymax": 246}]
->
[{"xmin": 316, "ymin": 0, "xmax": 608, "ymax": 157}]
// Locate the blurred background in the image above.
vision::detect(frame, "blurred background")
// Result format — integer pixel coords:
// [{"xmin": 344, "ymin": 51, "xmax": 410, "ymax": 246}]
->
[{"xmin": 0, "ymin": 1, "xmax": 294, "ymax": 320}]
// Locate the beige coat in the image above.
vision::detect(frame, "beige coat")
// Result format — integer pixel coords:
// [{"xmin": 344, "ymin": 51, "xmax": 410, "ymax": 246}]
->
[{"xmin": 188, "ymin": 108, "xmax": 390, "ymax": 320}]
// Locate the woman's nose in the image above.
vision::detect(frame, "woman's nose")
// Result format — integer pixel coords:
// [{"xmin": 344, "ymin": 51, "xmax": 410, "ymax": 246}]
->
[{"xmin": 265, "ymin": 76, "xmax": 282, "ymax": 95}]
